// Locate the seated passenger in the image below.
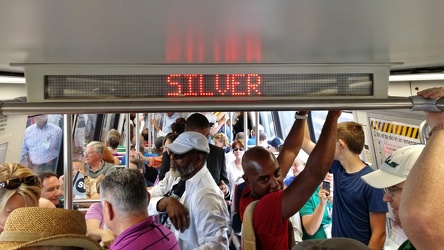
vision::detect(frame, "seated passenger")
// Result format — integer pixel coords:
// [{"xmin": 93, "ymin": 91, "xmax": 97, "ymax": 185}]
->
[
  {"xmin": 130, "ymin": 158, "xmax": 153, "ymax": 187},
  {"xmin": 267, "ymin": 136, "xmax": 283, "ymax": 154},
  {"xmin": 239, "ymin": 111, "xmax": 340, "ymax": 249},
  {"xmin": 283, "ymin": 157, "xmax": 306, "ymax": 187},
  {"xmin": 247, "ymin": 124, "xmax": 264, "ymax": 146},
  {"xmin": 300, "ymin": 173, "xmax": 333, "ymax": 240},
  {"xmin": 0, "ymin": 163, "xmax": 41, "ymax": 234},
  {"xmin": 148, "ymin": 131, "xmax": 229, "ymax": 249},
  {"xmin": 0, "ymin": 207, "xmax": 102, "ymax": 249},
  {"xmin": 84, "ymin": 141, "xmax": 117, "ymax": 181},
  {"xmin": 37, "ymin": 171, "xmax": 62, "ymax": 207},
  {"xmin": 86, "ymin": 181, "xmax": 115, "ymax": 248},
  {"xmin": 101, "ymin": 169, "xmax": 179, "ymax": 250}
]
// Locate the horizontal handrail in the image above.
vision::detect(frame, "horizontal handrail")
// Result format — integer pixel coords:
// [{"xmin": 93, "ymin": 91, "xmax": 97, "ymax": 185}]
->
[{"xmin": 1, "ymin": 97, "xmax": 443, "ymax": 115}]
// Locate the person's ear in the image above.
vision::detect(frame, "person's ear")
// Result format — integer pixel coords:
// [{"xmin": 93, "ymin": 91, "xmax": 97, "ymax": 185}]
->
[
  {"xmin": 242, "ymin": 174, "xmax": 250, "ymax": 187},
  {"xmin": 103, "ymin": 200, "xmax": 114, "ymax": 221},
  {"xmin": 338, "ymin": 139, "xmax": 346, "ymax": 149}
]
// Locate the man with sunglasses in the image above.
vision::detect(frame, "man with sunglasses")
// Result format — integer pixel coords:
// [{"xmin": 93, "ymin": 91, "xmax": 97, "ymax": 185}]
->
[
  {"xmin": 158, "ymin": 113, "xmax": 231, "ymax": 200},
  {"xmin": 148, "ymin": 131, "xmax": 229, "ymax": 249}
]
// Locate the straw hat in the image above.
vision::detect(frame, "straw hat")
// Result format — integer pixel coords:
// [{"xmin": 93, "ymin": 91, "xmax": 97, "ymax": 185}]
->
[{"xmin": 0, "ymin": 207, "xmax": 102, "ymax": 250}]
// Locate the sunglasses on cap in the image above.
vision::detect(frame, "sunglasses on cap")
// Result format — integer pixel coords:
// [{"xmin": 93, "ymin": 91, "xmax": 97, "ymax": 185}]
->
[
  {"xmin": 0, "ymin": 176, "xmax": 40, "ymax": 190},
  {"xmin": 233, "ymin": 147, "xmax": 244, "ymax": 152}
]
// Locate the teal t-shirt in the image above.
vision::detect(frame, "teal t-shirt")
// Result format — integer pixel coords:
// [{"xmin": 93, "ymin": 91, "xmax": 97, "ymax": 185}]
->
[{"xmin": 299, "ymin": 186, "xmax": 333, "ymax": 240}]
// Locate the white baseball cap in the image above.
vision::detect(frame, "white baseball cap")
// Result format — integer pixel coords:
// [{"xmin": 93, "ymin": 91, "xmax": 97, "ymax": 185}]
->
[
  {"xmin": 165, "ymin": 131, "xmax": 210, "ymax": 154},
  {"xmin": 361, "ymin": 144, "xmax": 425, "ymax": 189}
]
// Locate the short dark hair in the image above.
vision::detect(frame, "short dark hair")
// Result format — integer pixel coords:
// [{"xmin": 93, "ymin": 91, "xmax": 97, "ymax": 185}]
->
[
  {"xmin": 186, "ymin": 113, "xmax": 210, "ymax": 131},
  {"xmin": 171, "ymin": 122, "xmax": 186, "ymax": 134},
  {"xmin": 130, "ymin": 158, "xmax": 146, "ymax": 175},
  {"xmin": 37, "ymin": 171, "xmax": 58, "ymax": 182}
]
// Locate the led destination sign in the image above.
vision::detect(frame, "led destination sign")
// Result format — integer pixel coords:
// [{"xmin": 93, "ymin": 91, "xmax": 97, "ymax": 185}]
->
[
  {"xmin": 166, "ymin": 74, "xmax": 261, "ymax": 96},
  {"xmin": 45, "ymin": 73, "xmax": 373, "ymax": 99}
]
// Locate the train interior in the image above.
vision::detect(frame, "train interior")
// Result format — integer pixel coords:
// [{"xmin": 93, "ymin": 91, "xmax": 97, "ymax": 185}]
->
[{"xmin": 1, "ymin": 1, "xmax": 444, "ymax": 249}]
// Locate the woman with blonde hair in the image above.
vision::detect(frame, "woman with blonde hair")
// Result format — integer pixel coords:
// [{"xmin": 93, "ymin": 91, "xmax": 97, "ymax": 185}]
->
[
  {"xmin": 213, "ymin": 132, "xmax": 231, "ymax": 153},
  {"xmin": 0, "ymin": 163, "xmax": 41, "ymax": 233}
]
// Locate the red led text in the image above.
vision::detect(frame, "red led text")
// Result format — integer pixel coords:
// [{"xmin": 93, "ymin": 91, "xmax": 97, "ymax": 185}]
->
[{"xmin": 167, "ymin": 74, "xmax": 262, "ymax": 96}]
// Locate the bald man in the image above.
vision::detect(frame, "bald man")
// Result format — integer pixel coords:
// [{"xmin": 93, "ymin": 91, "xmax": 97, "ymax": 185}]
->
[{"xmin": 239, "ymin": 111, "xmax": 341, "ymax": 249}]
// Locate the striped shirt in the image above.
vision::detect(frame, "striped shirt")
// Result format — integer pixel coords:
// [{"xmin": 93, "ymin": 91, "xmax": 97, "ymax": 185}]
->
[{"xmin": 110, "ymin": 216, "xmax": 179, "ymax": 250}]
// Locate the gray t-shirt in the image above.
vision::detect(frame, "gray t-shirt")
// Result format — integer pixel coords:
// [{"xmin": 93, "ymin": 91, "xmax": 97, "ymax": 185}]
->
[{"xmin": 85, "ymin": 161, "xmax": 117, "ymax": 178}]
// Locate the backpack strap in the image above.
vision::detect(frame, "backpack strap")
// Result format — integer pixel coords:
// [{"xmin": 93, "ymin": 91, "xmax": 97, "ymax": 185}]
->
[
  {"xmin": 241, "ymin": 199, "xmax": 295, "ymax": 250},
  {"xmin": 241, "ymin": 200, "xmax": 259, "ymax": 250}
]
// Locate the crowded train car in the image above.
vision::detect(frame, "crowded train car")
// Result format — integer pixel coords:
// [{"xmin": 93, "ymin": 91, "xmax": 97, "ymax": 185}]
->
[{"xmin": 1, "ymin": 1, "xmax": 444, "ymax": 249}]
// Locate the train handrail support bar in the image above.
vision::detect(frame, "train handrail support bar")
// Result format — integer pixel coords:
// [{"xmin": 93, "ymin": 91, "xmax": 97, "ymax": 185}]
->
[
  {"xmin": 1, "ymin": 96, "xmax": 443, "ymax": 115},
  {"xmin": 410, "ymin": 96, "xmax": 443, "ymax": 112}
]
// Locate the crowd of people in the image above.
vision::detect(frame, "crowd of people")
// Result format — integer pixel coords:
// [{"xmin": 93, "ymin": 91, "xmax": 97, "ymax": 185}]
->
[{"xmin": 0, "ymin": 87, "xmax": 442, "ymax": 249}]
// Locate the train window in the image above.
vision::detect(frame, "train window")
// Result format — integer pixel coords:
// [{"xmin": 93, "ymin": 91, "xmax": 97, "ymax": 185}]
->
[
  {"xmin": 0, "ymin": 142, "xmax": 7, "ymax": 163},
  {"xmin": 310, "ymin": 111, "xmax": 354, "ymax": 142},
  {"xmin": 20, "ymin": 114, "xmax": 63, "ymax": 174},
  {"xmin": 259, "ymin": 112, "xmax": 276, "ymax": 139}
]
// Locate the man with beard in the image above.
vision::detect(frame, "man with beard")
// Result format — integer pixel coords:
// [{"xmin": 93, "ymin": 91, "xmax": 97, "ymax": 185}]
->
[{"xmin": 148, "ymin": 131, "xmax": 229, "ymax": 249}]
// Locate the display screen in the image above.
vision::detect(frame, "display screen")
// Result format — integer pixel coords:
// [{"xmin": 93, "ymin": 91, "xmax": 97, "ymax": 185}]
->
[{"xmin": 45, "ymin": 73, "xmax": 373, "ymax": 99}]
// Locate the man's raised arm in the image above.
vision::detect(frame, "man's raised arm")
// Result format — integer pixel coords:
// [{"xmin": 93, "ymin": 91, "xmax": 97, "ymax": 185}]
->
[{"xmin": 281, "ymin": 111, "xmax": 341, "ymax": 220}]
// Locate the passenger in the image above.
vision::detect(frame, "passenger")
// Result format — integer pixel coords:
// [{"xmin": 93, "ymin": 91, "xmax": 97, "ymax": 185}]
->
[
  {"xmin": 176, "ymin": 117, "xmax": 187, "ymax": 124},
  {"xmin": 283, "ymin": 158, "xmax": 306, "ymax": 187},
  {"xmin": 129, "ymin": 158, "xmax": 154, "ymax": 187},
  {"xmin": 257, "ymin": 131, "xmax": 269, "ymax": 148},
  {"xmin": 152, "ymin": 112, "xmax": 181, "ymax": 137},
  {"xmin": 235, "ymin": 131, "xmax": 246, "ymax": 141},
  {"xmin": 159, "ymin": 113, "xmax": 231, "ymax": 200},
  {"xmin": 20, "ymin": 114, "xmax": 63, "ymax": 173},
  {"xmin": 0, "ymin": 207, "xmax": 102, "ymax": 249},
  {"xmin": 107, "ymin": 134, "xmax": 122, "ymax": 164},
  {"xmin": 59, "ymin": 159, "xmax": 85, "ymax": 197},
  {"xmin": 85, "ymin": 181, "xmax": 115, "ymax": 248},
  {"xmin": 302, "ymin": 121, "xmax": 387, "ymax": 249},
  {"xmin": 267, "ymin": 136, "xmax": 284, "ymax": 153},
  {"xmin": 239, "ymin": 111, "xmax": 340, "ymax": 249},
  {"xmin": 171, "ymin": 122, "xmax": 186, "ymax": 134},
  {"xmin": 103, "ymin": 143, "xmax": 120, "ymax": 165},
  {"xmin": 227, "ymin": 139, "xmax": 245, "ymax": 197},
  {"xmin": 148, "ymin": 131, "xmax": 229, "ymax": 249},
  {"xmin": 101, "ymin": 169, "xmax": 179, "ymax": 250},
  {"xmin": 247, "ymin": 124, "xmax": 264, "ymax": 146},
  {"xmin": 83, "ymin": 141, "xmax": 117, "ymax": 181},
  {"xmin": 299, "ymin": 173, "xmax": 334, "ymax": 240},
  {"xmin": 361, "ymin": 144, "xmax": 424, "ymax": 250},
  {"xmin": 232, "ymin": 112, "xmax": 252, "ymax": 139},
  {"xmin": 37, "ymin": 171, "xmax": 62, "ymax": 207},
  {"xmin": 213, "ymin": 132, "xmax": 231, "ymax": 153},
  {"xmin": 398, "ymin": 87, "xmax": 444, "ymax": 249},
  {"xmin": 0, "ymin": 163, "xmax": 41, "ymax": 234}
]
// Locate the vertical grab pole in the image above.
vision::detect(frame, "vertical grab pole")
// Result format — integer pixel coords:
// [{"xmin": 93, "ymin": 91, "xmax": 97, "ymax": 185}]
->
[
  {"xmin": 125, "ymin": 113, "xmax": 131, "ymax": 169},
  {"xmin": 255, "ymin": 112, "xmax": 260, "ymax": 146},
  {"xmin": 63, "ymin": 114, "xmax": 73, "ymax": 210},
  {"xmin": 419, "ymin": 120, "xmax": 429, "ymax": 144}
]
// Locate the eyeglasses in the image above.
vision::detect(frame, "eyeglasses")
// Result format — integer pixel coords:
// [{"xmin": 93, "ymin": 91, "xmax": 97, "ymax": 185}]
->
[
  {"xmin": 0, "ymin": 176, "xmax": 40, "ymax": 190},
  {"xmin": 167, "ymin": 150, "xmax": 190, "ymax": 160},
  {"xmin": 384, "ymin": 187, "xmax": 403, "ymax": 197},
  {"xmin": 83, "ymin": 151, "xmax": 97, "ymax": 156},
  {"xmin": 233, "ymin": 147, "xmax": 244, "ymax": 152}
]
